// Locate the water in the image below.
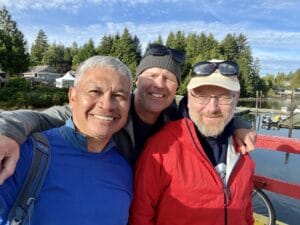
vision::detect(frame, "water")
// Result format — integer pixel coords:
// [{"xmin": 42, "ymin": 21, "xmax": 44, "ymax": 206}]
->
[
  {"xmin": 239, "ymin": 97, "xmax": 300, "ymax": 110},
  {"xmin": 238, "ymin": 100, "xmax": 300, "ymax": 225}
]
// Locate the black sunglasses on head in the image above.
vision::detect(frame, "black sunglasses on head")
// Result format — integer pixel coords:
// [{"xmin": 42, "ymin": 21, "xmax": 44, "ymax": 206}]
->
[
  {"xmin": 144, "ymin": 43, "xmax": 185, "ymax": 65},
  {"xmin": 192, "ymin": 61, "xmax": 239, "ymax": 77}
]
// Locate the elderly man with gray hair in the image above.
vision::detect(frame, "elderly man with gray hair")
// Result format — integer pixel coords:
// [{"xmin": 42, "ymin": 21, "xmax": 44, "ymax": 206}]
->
[
  {"xmin": 0, "ymin": 56, "xmax": 133, "ymax": 225},
  {"xmin": 130, "ymin": 59, "xmax": 255, "ymax": 225}
]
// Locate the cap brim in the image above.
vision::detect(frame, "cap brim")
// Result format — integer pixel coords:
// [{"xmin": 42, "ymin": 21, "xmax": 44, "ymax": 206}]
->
[{"xmin": 187, "ymin": 72, "xmax": 240, "ymax": 92}]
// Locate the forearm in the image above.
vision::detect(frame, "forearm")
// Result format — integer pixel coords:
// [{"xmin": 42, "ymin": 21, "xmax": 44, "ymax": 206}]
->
[{"xmin": 0, "ymin": 105, "xmax": 71, "ymax": 144}]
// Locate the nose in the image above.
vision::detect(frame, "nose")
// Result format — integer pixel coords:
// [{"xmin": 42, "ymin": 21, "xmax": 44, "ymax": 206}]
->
[
  {"xmin": 205, "ymin": 96, "xmax": 220, "ymax": 113},
  {"xmin": 97, "ymin": 94, "xmax": 115, "ymax": 111},
  {"xmin": 153, "ymin": 75, "xmax": 165, "ymax": 88}
]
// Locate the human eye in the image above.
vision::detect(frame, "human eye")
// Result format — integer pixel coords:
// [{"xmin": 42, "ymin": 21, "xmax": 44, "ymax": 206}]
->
[
  {"xmin": 113, "ymin": 92, "xmax": 128, "ymax": 101},
  {"xmin": 218, "ymin": 95, "xmax": 233, "ymax": 104},
  {"xmin": 144, "ymin": 73, "xmax": 157, "ymax": 79},
  {"xmin": 196, "ymin": 95, "xmax": 209, "ymax": 100},
  {"xmin": 88, "ymin": 89, "xmax": 102, "ymax": 96},
  {"xmin": 164, "ymin": 75, "xmax": 177, "ymax": 83}
]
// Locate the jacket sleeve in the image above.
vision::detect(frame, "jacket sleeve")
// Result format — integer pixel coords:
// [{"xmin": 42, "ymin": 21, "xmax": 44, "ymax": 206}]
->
[
  {"xmin": 233, "ymin": 116, "xmax": 252, "ymax": 129},
  {"xmin": 246, "ymin": 169, "xmax": 255, "ymax": 225},
  {"xmin": 0, "ymin": 105, "xmax": 71, "ymax": 144},
  {"xmin": 129, "ymin": 144, "xmax": 163, "ymax": 225}
]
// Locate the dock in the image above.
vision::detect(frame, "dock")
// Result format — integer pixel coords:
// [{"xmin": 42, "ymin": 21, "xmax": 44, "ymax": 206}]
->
[
  {"xmin": 278, "ymin": 113, "xmax": 300, "ymax": 129},
  {"xmin": 236, "ymin": 107, "xmax": 300, "ymax": 129}
]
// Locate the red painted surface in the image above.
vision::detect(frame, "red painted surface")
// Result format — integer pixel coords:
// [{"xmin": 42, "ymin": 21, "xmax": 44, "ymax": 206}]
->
[
  {"xmin": 256, "ymin": 134, "xmax": 300, "ymax": 154},
  {"xmin": 254, "ymin": 135, "xmax": 300, "ymax": 199},
  {"xmin": 254, "ymin": 175, "xmax": 300, "ymax": 199}
]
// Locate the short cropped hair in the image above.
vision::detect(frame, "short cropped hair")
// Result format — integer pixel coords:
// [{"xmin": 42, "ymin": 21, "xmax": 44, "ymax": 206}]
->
[{"xmin": 74, "ymin": 55, "xmax": 133, "ymax": 90}]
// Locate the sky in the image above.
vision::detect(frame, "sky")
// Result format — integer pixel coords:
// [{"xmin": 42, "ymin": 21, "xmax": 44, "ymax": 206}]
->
[{"xmin": 1, "ymin": 0, "xmax": 300, "ymax": 76}]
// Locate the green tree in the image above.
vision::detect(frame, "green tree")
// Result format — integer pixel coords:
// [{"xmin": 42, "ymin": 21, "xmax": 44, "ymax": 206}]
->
[
  {"xmin": 166, "ymin": 32, "xmax": 176, "ymax": 48},
  {"xmin": 172, "ymin": 31, "xmax": 186, "ymax": 52},
  {"xmin": 72, "ymin": 39, "xmax": 96, "ymax": 68},
  {"xmin": 154, "ymin": 35, "xmax": 163, "ymax": 45},
  {"xmin": 96, "ymin": 34, "xmax": 114, "ymax": 55},
  {"xmin": 0, "ymin": 7, "xmax": 29, "ymax": 77},
  {"xmin": 117, "ymin": 28, "xmax": 141, "ymax": 76},
  {"xmin": 274, "ymin": 72, "xmax": 288, "ymax": 88},
  {"xmin": 110, "ymin": 33, "xmax": 121, "ymax": 58},
  {"xmin": 42, "ymin": 43, "xmax": 65, "ymax": 70},
  {"xmin": 291, "ymin": 69, "xmax": 300, "ymax": 88},
  {"xmin": 30, "ymin": 29, "xmax": 49, "ymax": 66},
  {"xmin": 219, "ymin": 34, "xmax": 239, "ymax": 61}
]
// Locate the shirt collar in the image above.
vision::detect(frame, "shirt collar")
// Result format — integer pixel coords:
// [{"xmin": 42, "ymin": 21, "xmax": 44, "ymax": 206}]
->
[{"xmin": 60, "ymin": 118, "xmax": 115, "ymax": 153}]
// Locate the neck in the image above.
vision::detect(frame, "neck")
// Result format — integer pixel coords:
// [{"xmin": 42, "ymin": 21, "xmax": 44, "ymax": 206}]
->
[
  {"xmin": 87, "ymin": 136, "xmax": 110, "ymax": 153},
  {"xmin": 134, "ymin": 97, "xmax": 161, "ymax": 125}
]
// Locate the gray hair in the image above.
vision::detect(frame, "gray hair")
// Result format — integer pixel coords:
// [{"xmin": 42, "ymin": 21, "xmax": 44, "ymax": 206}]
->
[{"xmin": 74, "ymin": 55, "xmax": 133, "ymax": 90}]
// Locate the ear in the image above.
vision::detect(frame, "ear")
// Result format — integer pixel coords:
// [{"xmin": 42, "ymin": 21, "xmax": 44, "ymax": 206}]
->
[
  {"xmin": 68, "ymin": 87, "xmax": 76, "ymax": 109},
  {"xmin": 135, "ymin": 76, "xmax": 140, "ymax": 87}
]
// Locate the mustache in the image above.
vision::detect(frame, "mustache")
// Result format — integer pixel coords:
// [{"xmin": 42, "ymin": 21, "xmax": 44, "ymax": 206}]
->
[{"xmin": 200, "ymin": 112, "xmax": 223, "ymax": 117}]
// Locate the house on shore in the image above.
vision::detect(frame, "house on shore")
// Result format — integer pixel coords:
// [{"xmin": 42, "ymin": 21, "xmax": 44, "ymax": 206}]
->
[{"xmin": 22, "ymin": 65, "xmax": 62, "ymax": 86}]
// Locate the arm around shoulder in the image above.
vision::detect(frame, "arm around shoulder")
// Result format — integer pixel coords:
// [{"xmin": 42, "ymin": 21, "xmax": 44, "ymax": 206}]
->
[{"xmin": 0, "ymin": 104, "xmax": 71, "ymax": 144}]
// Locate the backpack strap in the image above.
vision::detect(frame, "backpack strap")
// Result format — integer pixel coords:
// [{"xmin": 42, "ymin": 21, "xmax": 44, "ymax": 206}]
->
[{"xmin": 8, "ymin": 132, "xmax": 51, "ymax": 225}]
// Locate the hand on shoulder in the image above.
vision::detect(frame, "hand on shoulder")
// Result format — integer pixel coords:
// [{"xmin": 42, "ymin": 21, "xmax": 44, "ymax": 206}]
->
[{"xmin": 0, "ymin": 134, "xmax": 20, "ymax": 185}]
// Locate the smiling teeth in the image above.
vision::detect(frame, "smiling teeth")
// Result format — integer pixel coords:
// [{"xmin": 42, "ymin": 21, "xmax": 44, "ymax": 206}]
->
[
  {"xmin": 151, "ymin": 93, "xmax": 164, "ymax": 98},
  {"xmin": 93, "ymin": 115, "xmax": 114, "ymax": 121}
]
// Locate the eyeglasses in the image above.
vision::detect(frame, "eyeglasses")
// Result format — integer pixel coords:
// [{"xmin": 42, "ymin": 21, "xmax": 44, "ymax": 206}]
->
[
  {"xmin": 144, "ymin": 43, "xmax": 185, "ymax": 65},
  {"xmin": 192, "ymin": 61, "xmax": 239, "ymax": 77},
  {"xmin": 190, "ymin": 91, "xmax": 235, "ymax": 105}
]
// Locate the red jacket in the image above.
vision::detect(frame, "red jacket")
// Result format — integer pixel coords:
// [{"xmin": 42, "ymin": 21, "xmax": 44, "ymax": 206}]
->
[{"xmin": 130, "ymin": 118, "xmax": 255, "ymax": 225}]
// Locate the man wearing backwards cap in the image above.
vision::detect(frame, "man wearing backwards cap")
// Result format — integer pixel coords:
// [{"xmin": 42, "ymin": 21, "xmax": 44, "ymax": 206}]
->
[
  {"xmin": 0, "ymin": 46, "xmax": 254, "ymax": 181},
  {"xmin": 130, "ymin": 59, "xmax": 255, "ymax": 225}
]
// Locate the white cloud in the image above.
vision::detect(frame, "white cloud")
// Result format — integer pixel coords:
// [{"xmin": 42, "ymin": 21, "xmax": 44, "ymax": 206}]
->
[
  {"xmin": 2, "ymin": 0, "xmax": 299, "ymax": 75},
  {"xmin": 0, "ymin": 0, "xmax": 183, "ymax": 11}
]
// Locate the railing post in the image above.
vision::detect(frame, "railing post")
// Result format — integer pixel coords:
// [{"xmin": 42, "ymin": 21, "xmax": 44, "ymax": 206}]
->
[{"xmin": 288, "ymin": 90, "xmax": 294, "ymax": 138}]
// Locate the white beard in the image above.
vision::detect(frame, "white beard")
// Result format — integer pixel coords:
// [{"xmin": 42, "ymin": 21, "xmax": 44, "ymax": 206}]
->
[{"xmin": 189, "ymin": 108, "xmax": 235, "ymax": 137}]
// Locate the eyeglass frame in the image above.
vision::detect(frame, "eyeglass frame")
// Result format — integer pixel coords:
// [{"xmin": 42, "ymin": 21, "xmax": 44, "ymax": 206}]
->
[
  {"xmin": 190, "ymin": 91, "xmax": 236, "ymax": 105},
  {"xmin": 143, "ymin": 43, "xmax": 185, "ymax": 65},
  {"xmin": 191, "ymin": 60, "xmax": 239, "ymax": 77}
]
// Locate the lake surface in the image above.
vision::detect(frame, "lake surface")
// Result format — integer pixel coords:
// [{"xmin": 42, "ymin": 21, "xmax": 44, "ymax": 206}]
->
[
  {"xmin": 238, "ymin": 96, "xmax": 300, "ymax": 111},
  {"xmin": 240, "ymin": 109, "xmax": 300, "ymax": 225}
]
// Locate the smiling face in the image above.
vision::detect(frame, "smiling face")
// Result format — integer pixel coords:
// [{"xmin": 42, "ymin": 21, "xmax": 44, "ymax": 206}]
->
[
  {"xmin": 187, "ymin": 85, "xmax": 239, "ymax": 137},
  {"xmin": 69, "ymin": 67, "xmax": 131, "ymax": 144},
  {"xmin": 134, "ymin": 67, "xmax": 178, "ymax": 120}
]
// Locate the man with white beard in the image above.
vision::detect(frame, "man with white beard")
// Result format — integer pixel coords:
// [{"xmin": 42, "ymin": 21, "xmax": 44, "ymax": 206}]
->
[{"xmin": 129, "ymin": 59, "xmax": 255, "ymax": 225}]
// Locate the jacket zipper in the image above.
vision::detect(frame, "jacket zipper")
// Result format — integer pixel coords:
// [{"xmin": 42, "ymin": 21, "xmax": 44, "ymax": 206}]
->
[
  {"xmin": 223, "ymin": 155, "xmax": 241, "ymax": 225},
  {"xmin": 185, "ymin": 119, "xmax": 242, "ymax": 225}
]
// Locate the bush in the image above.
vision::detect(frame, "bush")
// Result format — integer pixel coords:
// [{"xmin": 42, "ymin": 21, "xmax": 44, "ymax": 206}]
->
[
  {"xmin": 0, "ymin": 80, "xmax": 69, "ymax": 108},
  {"xmin": 52, "ymin": 92, "xmax": 68, "ymax": 105}
]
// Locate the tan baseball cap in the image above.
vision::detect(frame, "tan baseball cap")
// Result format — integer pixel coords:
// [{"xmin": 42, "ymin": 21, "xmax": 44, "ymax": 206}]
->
[{"xmin": 187, "ymin": 59, "xmax": 240, "ymax": 92}]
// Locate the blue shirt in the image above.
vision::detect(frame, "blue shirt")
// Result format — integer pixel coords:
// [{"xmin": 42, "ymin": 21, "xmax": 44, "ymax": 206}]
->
[{"xmin": 0, "ymin": 119, "xmax": 133, "ymax": 225}]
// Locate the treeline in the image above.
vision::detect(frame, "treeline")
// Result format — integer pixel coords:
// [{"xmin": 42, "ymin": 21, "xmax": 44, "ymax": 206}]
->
[
  {"xmin": 28, "ymin": 28, "xmax": 265, "ymax": 97},
  {"xmin": 1, "ymin": 6, "xmax": 299, "ymax": 100}
]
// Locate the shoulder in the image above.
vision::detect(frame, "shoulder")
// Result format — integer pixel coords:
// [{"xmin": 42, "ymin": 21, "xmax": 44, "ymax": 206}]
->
[
  {"xmin": 142, "ymin": 118, "xmax": 192, "ymax": 154},
  {"xmin": 153, "ymin": 118, "xmax": 191, "ymax": 138}
]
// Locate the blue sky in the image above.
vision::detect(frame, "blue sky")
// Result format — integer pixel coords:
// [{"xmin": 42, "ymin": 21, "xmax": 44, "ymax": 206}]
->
[{"xmin": 1, "ymin": 0, "xmax": 300, "ymax": 76}]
